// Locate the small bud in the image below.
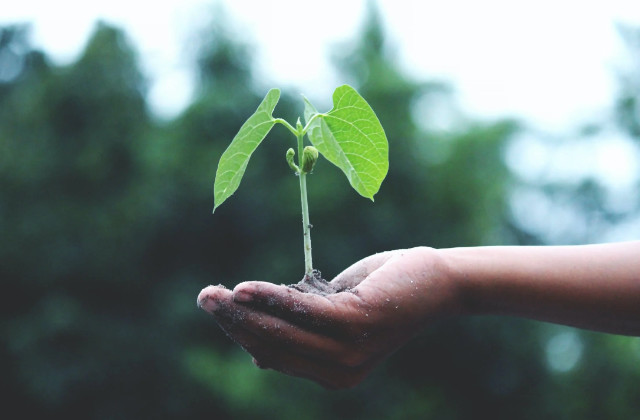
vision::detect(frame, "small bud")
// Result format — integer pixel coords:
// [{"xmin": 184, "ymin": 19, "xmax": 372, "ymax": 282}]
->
[
  {"xmin": 286, "ymin": 148, "xmax": 299, "ymax": 173},
  {"xmin": 296, "ymin": 117, "xmax": 303, "ymax": 133},
  {"xmin": 301, "ymin": 146, "xmax": 319, "ymax": 173}
]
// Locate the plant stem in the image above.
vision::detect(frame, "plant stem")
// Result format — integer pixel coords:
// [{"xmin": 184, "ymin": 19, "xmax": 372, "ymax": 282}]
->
[{"xmin": 297, "ymin": 132, "xmax": 313, "ymax": 278}]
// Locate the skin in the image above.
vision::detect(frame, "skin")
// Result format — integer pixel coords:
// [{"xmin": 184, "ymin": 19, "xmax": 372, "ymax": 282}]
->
[{"xmin": 197, "ymin": 241, "xmax": 640, "ymax": 389}]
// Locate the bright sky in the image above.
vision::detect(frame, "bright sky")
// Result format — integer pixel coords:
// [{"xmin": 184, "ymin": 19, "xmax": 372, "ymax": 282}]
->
[{"xmin": 3, "ymin": 0, "xmax": 640, "ymax": 128}]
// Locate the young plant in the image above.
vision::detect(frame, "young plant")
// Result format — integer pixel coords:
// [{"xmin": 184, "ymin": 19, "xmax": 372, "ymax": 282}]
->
[{"xmin": 213, "ymin": 85, "xmax": 388, "ymax": 282}]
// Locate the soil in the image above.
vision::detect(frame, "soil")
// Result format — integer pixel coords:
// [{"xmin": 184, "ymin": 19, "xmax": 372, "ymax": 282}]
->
[{"xmin": 289, "ymin": 269, "xmax": 344, "ymax": 295}]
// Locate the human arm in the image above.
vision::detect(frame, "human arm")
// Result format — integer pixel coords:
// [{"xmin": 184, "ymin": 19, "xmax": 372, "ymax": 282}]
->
[
  {"xmin": 444, "ymin": 241, "xmax": 640, "ymax": 336},
  {"xmin": 197, "ymin": 241, "xmax": 640, "ymax": 388}
]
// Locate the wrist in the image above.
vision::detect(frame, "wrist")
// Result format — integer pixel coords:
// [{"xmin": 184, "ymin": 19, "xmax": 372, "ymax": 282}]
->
[{"xmin": 410, "ymin": 246, "xmax": 468, "ymax": 318}]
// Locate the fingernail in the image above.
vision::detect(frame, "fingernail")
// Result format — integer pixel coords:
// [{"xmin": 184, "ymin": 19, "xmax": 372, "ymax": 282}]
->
[
  {"xmin": 233, "ymin": 290, "xmax": 253, "ymax": 303},
  {"xmin": 197, "ymin": 295, "xmax": 219, "ymax": 312}
]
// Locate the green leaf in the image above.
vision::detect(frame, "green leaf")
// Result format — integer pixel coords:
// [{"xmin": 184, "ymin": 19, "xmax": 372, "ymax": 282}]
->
[
  {"xmin": 304, "ymin": 85, "xmax": 388, "ymax": 200},
  {"xmin": 213, "ymin": 88, "xmax": 280, "ymax": 212}
]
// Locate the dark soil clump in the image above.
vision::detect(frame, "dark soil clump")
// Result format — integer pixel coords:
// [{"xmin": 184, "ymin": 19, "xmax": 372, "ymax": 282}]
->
[{"xmin": 290, "ymin": 269, "xmax": 342, "ymax": 296}]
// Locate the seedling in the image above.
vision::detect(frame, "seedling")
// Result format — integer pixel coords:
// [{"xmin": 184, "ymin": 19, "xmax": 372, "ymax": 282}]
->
[{"xmin": 213, "ymin": 85, "xmax": 388, "ymax": 283}]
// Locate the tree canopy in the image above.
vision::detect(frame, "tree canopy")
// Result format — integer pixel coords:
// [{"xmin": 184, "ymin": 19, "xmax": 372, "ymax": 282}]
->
[{"xmin": 1, "ymin": 6, "xmax": 639, "ymax": 419}]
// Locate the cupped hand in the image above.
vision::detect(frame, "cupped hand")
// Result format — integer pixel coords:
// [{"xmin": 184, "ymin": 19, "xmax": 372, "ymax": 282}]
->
[{"xmin": 197, "ymin": 247, "xmax": 461, "ymax": 389}]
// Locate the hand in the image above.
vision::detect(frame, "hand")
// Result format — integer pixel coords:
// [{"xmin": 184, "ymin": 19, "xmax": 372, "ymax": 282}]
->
[{"xmin": 197, "ymin": 247, "xmax": 461, "ymax": 389}]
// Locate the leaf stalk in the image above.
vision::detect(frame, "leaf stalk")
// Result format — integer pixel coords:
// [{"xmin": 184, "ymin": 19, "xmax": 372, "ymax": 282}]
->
[{"xmin": 274, "ymin": 118, "xmax": 298, "ymax": 137}]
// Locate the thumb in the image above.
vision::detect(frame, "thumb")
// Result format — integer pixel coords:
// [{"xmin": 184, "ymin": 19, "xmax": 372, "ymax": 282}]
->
[{"xmin": 330, "ymin": 251, "xmax": 398, "ymax": 290}]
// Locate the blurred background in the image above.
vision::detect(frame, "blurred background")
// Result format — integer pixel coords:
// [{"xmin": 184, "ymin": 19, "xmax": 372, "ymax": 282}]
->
[{"xmin": 2, "ymin": 0, "xmax": 640, "ymax": 418}]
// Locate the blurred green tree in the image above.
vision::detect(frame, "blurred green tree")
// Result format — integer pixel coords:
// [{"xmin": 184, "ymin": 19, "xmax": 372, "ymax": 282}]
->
[
  {"xmin": 0, "ymin": 22, "xmax": 221, "ymax": 418},
  {"xmin": 2, "ymin": 5, "xmax": 639, "ymax": 419}
]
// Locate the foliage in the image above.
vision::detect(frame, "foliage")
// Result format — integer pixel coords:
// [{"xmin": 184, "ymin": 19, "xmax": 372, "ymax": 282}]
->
[
  {"xmin": 213, "ymin": 88, "xmax": 280, "ymax": 212},
  {"xmin": 303, "ymin": 85, "xmax": 389, "ymax": 200},
  {"xmin": 213, "ymin": 84, "xmax": 388, "ymax": 210}
]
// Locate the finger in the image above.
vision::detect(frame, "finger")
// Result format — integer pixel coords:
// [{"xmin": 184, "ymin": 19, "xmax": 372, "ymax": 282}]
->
[
  {"xmin": 219, "ymin": 320, "xmax": 367, "ymax": 389},
  {"xmin": 197, "ymin": 285, "xmax": 233, "ymax": 314},
  {"xmin": 224, "ymin": 305, "xmax": 362, "ymax": 363},
  {"xmin": 229, "ymin": 324, "xmax": 369, "ymax": 390},
  {"xmin": 228, "ymin": 252, "xmax": 399, "ymax": 327},
  {"xmin": 200, "ymin": 285, "xmax": 366, "ymax": 362},
  {"xmin": 232, "ymin": 281, "xmax": 368, "ymax": 332},
  {"xmin": 250, "ymin": 344, "xmax": 371, "ymax": 390},
  {"xmin": 207, "ymin": 311, "xmax": 371, "ymax": 390},
  {"xmin": 330, "ymin": 250, "xmax": 398, "ymax": 290},
  {"xmin": 199, "ymin": 294, "xmax": 371, "ymax": 388}
]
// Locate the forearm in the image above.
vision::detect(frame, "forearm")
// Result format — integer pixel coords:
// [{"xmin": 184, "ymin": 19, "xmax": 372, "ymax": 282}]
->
[{"xmin": 439, "ymin": 242, "xmax": 640, "ymax": 336}]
